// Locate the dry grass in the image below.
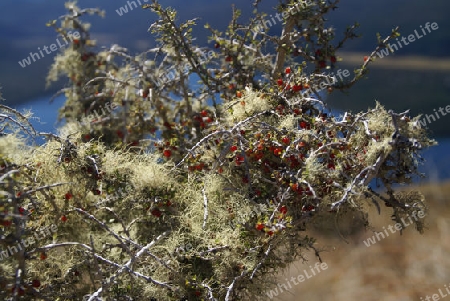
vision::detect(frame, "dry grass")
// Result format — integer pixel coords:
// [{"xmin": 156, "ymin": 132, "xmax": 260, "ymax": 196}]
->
[{"xmin": 271, "ymin": 181, "xmax": 450, "ymax": 301}]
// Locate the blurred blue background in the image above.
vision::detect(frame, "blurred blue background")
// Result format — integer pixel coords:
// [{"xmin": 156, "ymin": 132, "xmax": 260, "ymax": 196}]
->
[{"xmin": 2, "ymin": 0, "xmax": 449, "ymax": 182}]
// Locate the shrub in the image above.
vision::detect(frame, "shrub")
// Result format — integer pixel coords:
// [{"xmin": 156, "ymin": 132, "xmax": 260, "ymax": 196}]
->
[{"xmin": 0, "ymin": 1, "xmax": 435, "ymax": 300}]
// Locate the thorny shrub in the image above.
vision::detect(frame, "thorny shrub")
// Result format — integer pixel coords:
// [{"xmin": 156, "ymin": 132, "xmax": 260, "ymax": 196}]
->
[{"xmin": 0, "ymin": 0, "xmax": 435, "ymax": 300}]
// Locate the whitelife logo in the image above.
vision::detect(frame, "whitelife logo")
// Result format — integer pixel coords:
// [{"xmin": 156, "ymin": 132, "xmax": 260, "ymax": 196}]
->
[
  {"xmin": 421, "ymin": 283, "xmax": 450, "ymax": 301},
  {"xmin": 265, "ymin": 262, "xmax": 328, "ymax": 299},
  {"xmin": 0, "ymin": 224, "xmax": 57, "ymax": 260},
  {"xmin": 416, "ymin": 104, "xmax": 450, "ymax": 128},
  {"xmin": 116, "ymin": 0, "xmax": 150, "ymax": 16},
  {"xmin": 376, "ymin": 22, "xmax": 439, "ymax": 58},
  {"xmin": 252, "ymin": 0, "xmax": 313, "ymax": 34},
  {"xmin": 18, "ymin": 31, "xmax": 80, "ymax": 68},
  {"xmin": 363, "ymin": 210, "xmax": 425, "ymax": 247}
]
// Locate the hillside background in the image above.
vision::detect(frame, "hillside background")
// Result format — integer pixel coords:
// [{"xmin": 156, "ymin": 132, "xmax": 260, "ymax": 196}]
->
[{"xmin": 279, "ymin": 181, "xmax": 450, "ymax": 301}]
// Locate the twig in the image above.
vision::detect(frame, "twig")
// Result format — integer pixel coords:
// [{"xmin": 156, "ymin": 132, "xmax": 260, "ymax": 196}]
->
[{"xmin": 202, "ymin": 185, "xmax": 209, "ymax": 230}]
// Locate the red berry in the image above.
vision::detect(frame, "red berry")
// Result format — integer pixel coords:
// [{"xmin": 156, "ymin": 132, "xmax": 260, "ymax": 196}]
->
[
  {"xmin": 300, "ymin": 121, "xmax": 308, "ymax": 129},
  {"xmin": 235, "ymin": 155, "xmax": 245, "ymax": 165},
  {"xmin": 276, "ymin": 79, "xmax": 284, "ymax": 86},
  {"xmin": 319, "ymin": 60, "xmax": 327, "ymax": 69},
  {"xmin": 236, "ymin": 91, "xmax": 242, "ymax": 98},
  {"xmin": 64, "ymin": 192, "xmax": 73, "ymax": 200},
  {"xmin": 61, "ymin": 215, "xmax": 67, "ymax": 222},
  {"xmin": 214, "ymin": 43, "xmax": 220, "ymax": 49},
  {"xmin": 73, "ymin": 39, "xmax": 80, "ymax": 45},
  {"xmin": 18, "ymin": 207, "xmax": 25, "ymax": 215},
  {"xmin": 230, "ymin": 145, "xmax": 238, "ymax": 152},
  {"xmin": 273, "ymin": 148, "xmax": 282, "ymax": 156},
  {"xmin": 200, "ymin": 110, "xmax": 208, "ymax": 117},
  {"xmin": 330, "ymin": 56, "xmax": 337, "ymax": 63},
  {"xmin": 151, "ymin": 208, "xmax": 162, "ymax": 217},
  {"xmin": 364, "ymin": 56, "xmax": 369, "ymax": 62},
  {"xmin": 256, "ymin": 223, "xmax": 264, "ymax": 231},
  {"xmin": 31, "ymin": 279, "xmax": 41, "ymax": 288},
  {"xmin": 163, "ymin": 149, "xmax": 172, "ymax": 158},
  {"xmin": 40, "ymin": 252, "xmax": 47, "ymax": 260},
  {"xmin": 281, "ymin": 137, "xmax": 290, "ymax": 145},
  {"xmin": 1, "ymin": 220, "xmax": 12, "ymax": 227},
  {"xmin": 280, "ymin": 205, "xmax": 288, "ymax": 215},
  {"xmin": 285, "ymin": 67, "xmax": 291, "ymax": 74},
  {"xmin": 292, "ymin": 84, "xmax": 303, "ymax": 92},
  {"xmin": 225, "ymin": 56, "xmax": 232, "ymax": 62}
]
